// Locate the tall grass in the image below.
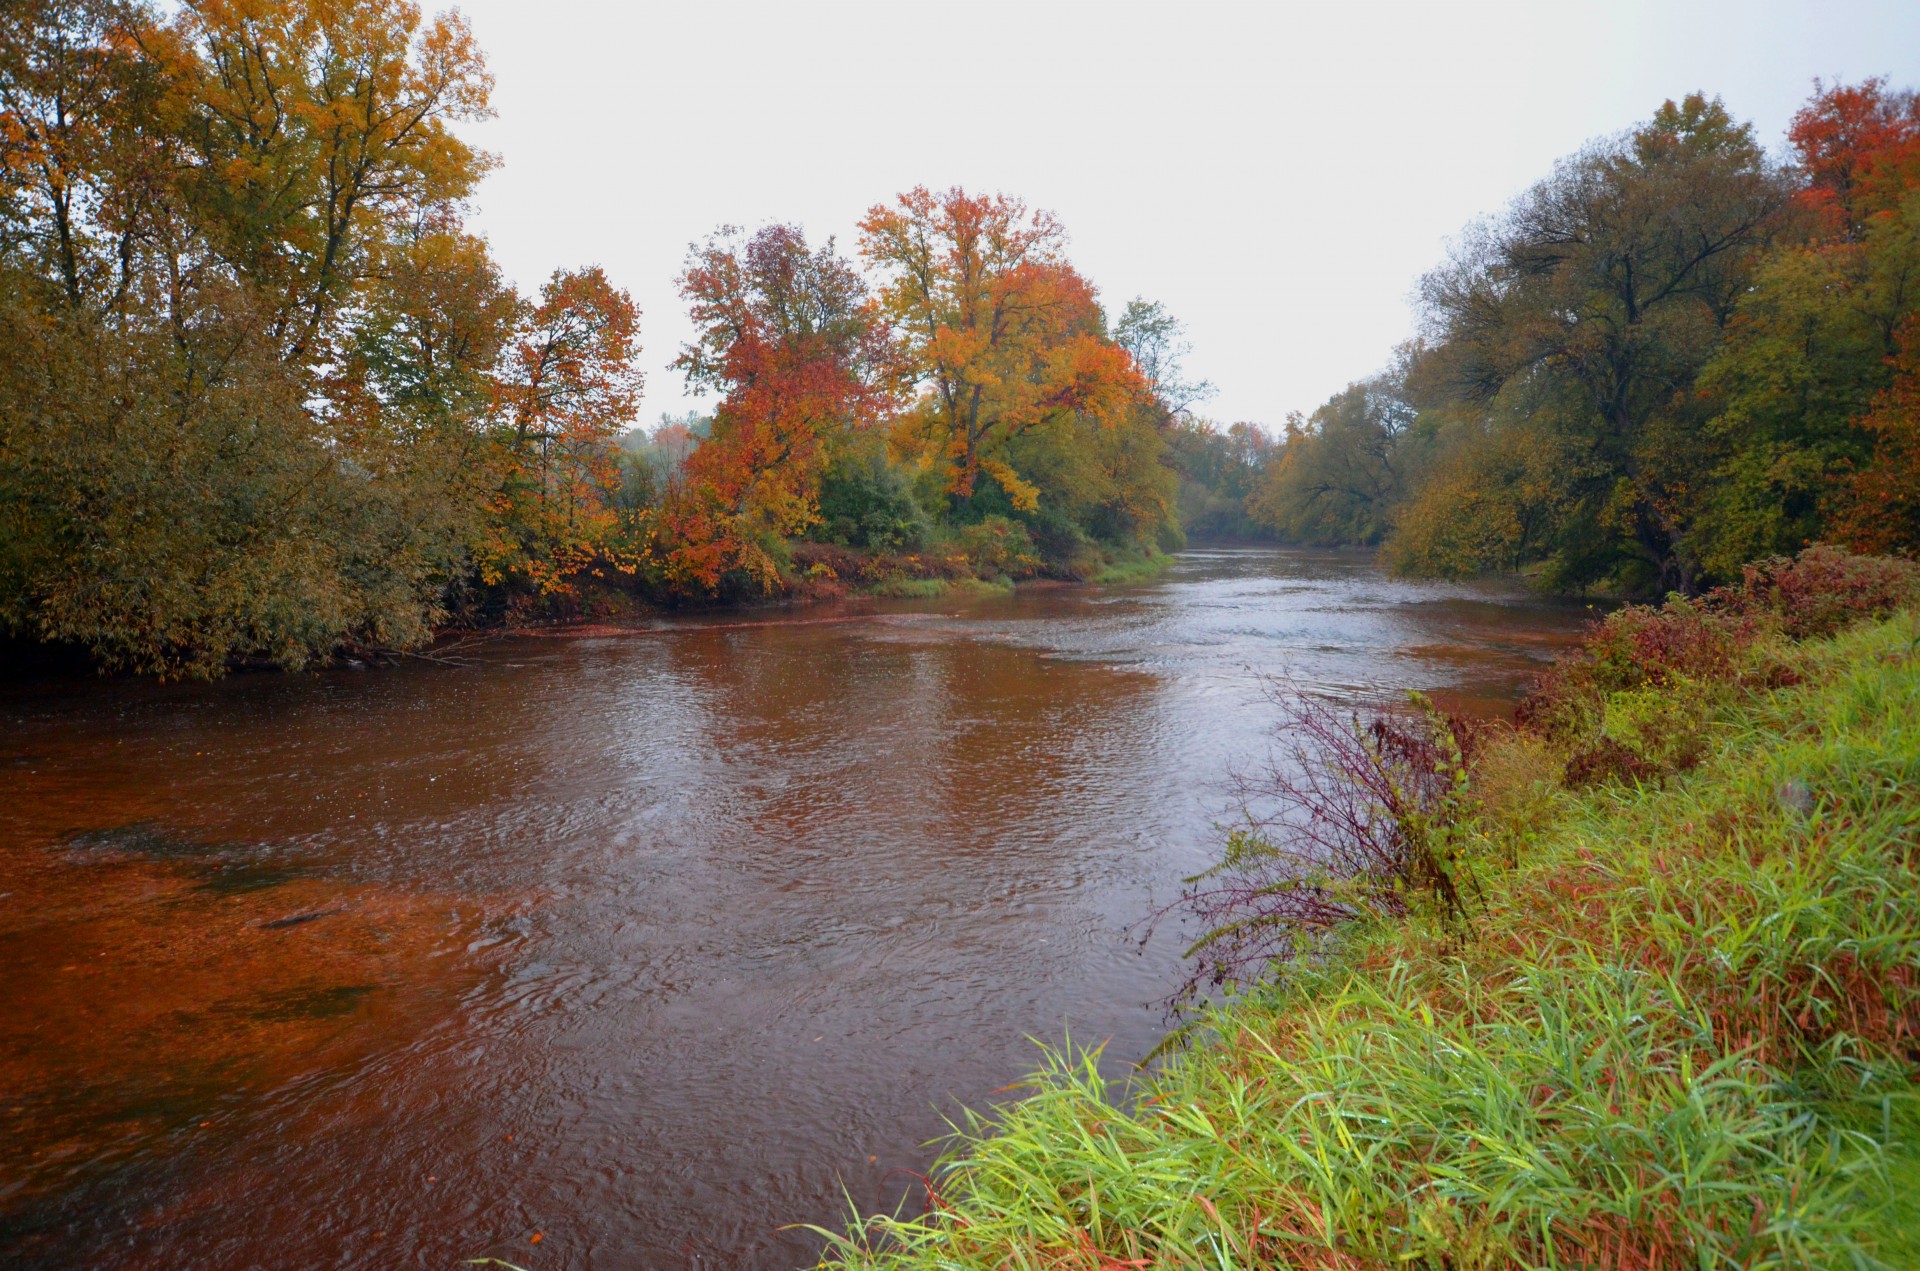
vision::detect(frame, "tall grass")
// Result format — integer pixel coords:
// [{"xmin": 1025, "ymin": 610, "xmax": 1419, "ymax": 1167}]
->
[
  {"xmin": 813, "ymin": 583, "xmax": 1920, "ymax": 1269},
  {"xmin": 1090, "ymin": 549, "xmax": 1173, "ymax": 586}
]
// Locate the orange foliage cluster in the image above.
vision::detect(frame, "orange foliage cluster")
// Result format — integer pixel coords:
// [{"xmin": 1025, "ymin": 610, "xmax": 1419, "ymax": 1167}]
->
[
  {"xmin": 860, "ymin": 188, "xmax": 1146, "ymax": 511},
  {"xmin": 1834, "ymin": 317, "xmax": 1920, "ymax": 552},
  {"xmin": 484, "ymin": 267, "xmax": 644, "ymax": 594},
  {"xmin": 1788, "ymin": 77, "xmax": 1920, "ymax": 231},
  {"xmin": 627, "ymin": 191, "xmax": 1160, "ymax": 599},
  {"xmin": 1786, "ymin": 80, "xmax": 1920, "ymax": 551},
  {"xmin": 653, "ymin": 225, "xmax": 894, "ymax": 591}
]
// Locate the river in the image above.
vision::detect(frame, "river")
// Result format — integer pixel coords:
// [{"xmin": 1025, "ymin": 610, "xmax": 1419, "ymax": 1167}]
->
[{"xmin": 0, "ymin": 547, "xmax": 1593, "ymax": 1270}]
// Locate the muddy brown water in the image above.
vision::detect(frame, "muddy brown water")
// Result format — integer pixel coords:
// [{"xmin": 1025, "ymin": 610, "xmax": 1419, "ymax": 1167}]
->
[{"xmin": 0, "ymin": 548, "xmax": 1594, "ymax": 1270}]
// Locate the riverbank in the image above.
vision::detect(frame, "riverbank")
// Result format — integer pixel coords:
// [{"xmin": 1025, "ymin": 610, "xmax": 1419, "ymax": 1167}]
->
[
  {"xmin": 425, "ymin": 544, "xmax": 1175, "ymax": 650},
  {"xmin": 816, "ymin": 550, "xmax": 1920, "ymax": 1269}
]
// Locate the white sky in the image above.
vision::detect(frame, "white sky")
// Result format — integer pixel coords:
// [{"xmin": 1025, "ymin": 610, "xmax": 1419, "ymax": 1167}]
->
[{"xmin": 450, "ymin": 0, "xmax": 1920, "ymax": 431}]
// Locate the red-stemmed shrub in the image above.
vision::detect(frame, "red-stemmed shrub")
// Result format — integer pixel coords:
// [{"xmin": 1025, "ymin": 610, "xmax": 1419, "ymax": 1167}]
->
[{"xmin": 1157, "ymin": 687, "xmax": 1477, "ymax": 999}]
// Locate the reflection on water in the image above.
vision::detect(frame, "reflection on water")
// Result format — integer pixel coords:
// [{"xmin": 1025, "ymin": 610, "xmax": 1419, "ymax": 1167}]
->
[{"xmin": 0, "ymin": 548, "xmax": 1593, "ymax": 1270}]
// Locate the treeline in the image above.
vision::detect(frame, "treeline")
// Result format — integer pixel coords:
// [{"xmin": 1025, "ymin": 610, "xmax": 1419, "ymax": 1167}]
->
[
  {"xmin": 0, "ymin": 0, "xmax": 1204, "ymax": 676},
  {"xmin": 1232, "ymin": 85, "xmax": 1920, "ymax": 593},
  {"xmin": 8, "ymin": 5, "xmax": 1916, "ymax": 678}
]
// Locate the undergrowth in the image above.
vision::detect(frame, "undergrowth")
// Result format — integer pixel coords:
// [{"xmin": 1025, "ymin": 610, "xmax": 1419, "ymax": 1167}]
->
[
  {"xmin": 814, "ymin": 547, "xmax": 1920, "ymax": 1270},
  {"xmin": 1090, "ymin": 550, "xmax": 1174, "ymax": 586}
]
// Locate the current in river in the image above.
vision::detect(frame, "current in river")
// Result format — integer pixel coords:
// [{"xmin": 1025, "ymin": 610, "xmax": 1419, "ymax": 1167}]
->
[{"xmin": 0, "ymin": 548, "xmax": 1594, "ymax": 1270}]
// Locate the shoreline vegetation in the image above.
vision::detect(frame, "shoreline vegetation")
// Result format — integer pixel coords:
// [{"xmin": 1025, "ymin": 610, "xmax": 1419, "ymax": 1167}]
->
[
  {"xmin": 4, "ymin": 4, "xmax": 1919, "ymax": 678},
  {"xmin": 813, "ymin": 545, "xmax": 1920, "ymax": 1271}
]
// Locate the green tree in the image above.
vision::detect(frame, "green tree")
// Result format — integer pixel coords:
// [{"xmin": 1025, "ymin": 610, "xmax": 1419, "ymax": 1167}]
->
[
  {"xmin": 1690, "ymin": 191, "xmax": 1920, "ymax": 576},
  {"xmin": 1401, "ymin": 94, "xmax": 1794, "ymax": 593}
]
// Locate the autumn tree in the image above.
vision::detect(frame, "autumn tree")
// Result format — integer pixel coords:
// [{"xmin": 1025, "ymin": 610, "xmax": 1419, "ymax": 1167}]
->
[
  {"xmin": 168, "ymin": 0, "xmax": 495, "ymax": 366},
  {"xmin": 0, "ymin": 0, "xmax": 512, "ymax": 673},
  {"xmin": 858, "ymin": 187, "xmax": 1144, "ymax": 518},
  {"xmin": 1787, "ymin": 77, "xmax": 1920, "ymax": 233},
  {"xmin": 0, "ymin": 0, "xmax": 639, "ymax": 672},
  {"xmin": 1831, "ymin": 315, "xmax": 1920, "ymax": 553},
  {"xmin": 660, "ymin": 224, "xmax": 889, "ymax": 590},
  {"xmin": 485, "ymin": 266, "xmax": 644, "ymax": 592}
]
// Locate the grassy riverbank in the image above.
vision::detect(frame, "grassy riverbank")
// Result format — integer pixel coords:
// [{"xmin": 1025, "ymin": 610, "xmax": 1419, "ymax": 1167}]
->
[{"xmin": 817, "ymin": 551, "xmax": 1920, "ymax": 1270}]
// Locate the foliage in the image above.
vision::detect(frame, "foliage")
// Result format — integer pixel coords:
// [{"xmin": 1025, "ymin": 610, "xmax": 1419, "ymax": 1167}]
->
[
  {"xmin": 814, "ymin": 440, "xmax": 930, "ymax": 551},
  {"xmin": 0, "ymin": 0, "xmax": 655, "ymax": 670},
  {"xmin": 653, "ymin": 224, "xmax": 889, "ymax": 593},
  {"xmin": 638, "ymin": 206, "xmax": 1186, "ymax": 598},
  {"xmin": 1519, "ymin": 545, "xmax": 1920, "ymax": 777},
  {"xmin": 0, "ymin": 0, "xmax": 550, "ymax": 674},
  {"xmin": 952, "ymin": 515, "xmax": 1041, "ymax": 580},
  {"xmin": 858, "ymin": 187, "xmax": 1148, "ymax": 521},
  {"xmin": 482, "ymin": 266, "xmax": 644, "ymax": 594},
  {"xmin": 1831, "ymin": 312, "xmax": 1920, "ymax": 555},
  {"xmin": 1396, "ymin": 95, "xmax": 1795, "ymax": 593},
  {"xmin": 1221, "ymin": 80, "xmax": 1920, "ymax": 592},
  {"xmin": 1787, "ymin": 76, "xmax": 1920, "ymax": 232},
  {"xmin": 1165, "ymin": 418, "xmax": 1273, "ymax": 539}
]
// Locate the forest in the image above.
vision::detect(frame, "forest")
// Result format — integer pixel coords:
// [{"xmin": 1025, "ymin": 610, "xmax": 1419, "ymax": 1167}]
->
[{"xmin": 3, "ymin": 0, "xmax": 1917, "ymax": 677}]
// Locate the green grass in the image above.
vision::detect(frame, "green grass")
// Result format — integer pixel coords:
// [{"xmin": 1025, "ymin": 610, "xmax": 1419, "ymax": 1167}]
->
[
  {"xmin": 814, "ymin": 615, "xmax": 1920, "ymax": 1270},
  {"xmin": 867, "ymin": 577, "xmax": 951, "ymax": 599},
  {"xmin": 866, "ymin": 576, "xmax": 1017, "ymax": 600},
  {"xmin": 1090, "ymin": 549, "xmax": 1173, "ymax": 586}
]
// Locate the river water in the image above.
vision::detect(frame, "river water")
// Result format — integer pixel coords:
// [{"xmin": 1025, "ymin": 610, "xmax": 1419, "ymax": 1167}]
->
[{"xmin": 0, "ymin": 548, "xmax": 1592, "ymax": 1270}]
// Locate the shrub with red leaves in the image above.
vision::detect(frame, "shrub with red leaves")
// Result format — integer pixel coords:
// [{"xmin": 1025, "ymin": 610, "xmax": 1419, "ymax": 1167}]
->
[
  {"xmin": 1731, "ymin": 543, "xmax": 1920, "ymax": 640},
  {"xmin": 1519, "ymin": 545, "xmax": 1920, "ymax": 745}
]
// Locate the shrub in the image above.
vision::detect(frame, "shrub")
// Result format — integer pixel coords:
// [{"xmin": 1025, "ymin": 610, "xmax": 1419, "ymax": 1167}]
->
[
  {"xmin": 1518, "ymin": 545, "xmax": 1920, "ymax": 784},
  {"xmin": 1158, "ymin": 688, "xmax": 1479, "ymax": 997},
  {"xmin": 1734, "ymin": 542, "xmax": 1920, "ymax": 639},
  {"xmin": 814, "ymin": 451, "xmax": 931, "ymax": 551},
  {"xmin": 953, "ymin": 516, "xmax": 1040, "ymax": 580}
]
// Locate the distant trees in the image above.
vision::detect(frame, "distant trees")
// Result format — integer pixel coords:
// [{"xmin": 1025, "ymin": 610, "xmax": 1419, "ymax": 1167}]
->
[
  {"xmin": 8, "ymin": 4, "xmax": 1915, "ymax": 675},
  {"xmin": 1251, "ymin": 372, "xmax": 1418, "ymax": 548},
  {"xmin": 1166, "ymin": 420, "xmax": 1272, "ymax": 540}
]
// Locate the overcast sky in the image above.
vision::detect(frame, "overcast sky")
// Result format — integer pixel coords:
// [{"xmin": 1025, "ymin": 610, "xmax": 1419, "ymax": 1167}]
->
[{"xmin": 449, "ymin": 0, "xmax": 1920, "ymax": 432}]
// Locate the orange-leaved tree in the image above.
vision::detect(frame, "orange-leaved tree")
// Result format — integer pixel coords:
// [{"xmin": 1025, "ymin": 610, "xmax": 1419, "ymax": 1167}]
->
[
  {"xmin": 857, "ymin": 187, "xmax": 1142, "ymax": 516},
  {"xmin": 169, "ymin": 0, "xmax": 496, "ymax": 366},
  {"xmin": 1788, "ymin": 77, "xmax": 1920, "ymax": 235},
  {"xmin": 484, "ymin": 266, "xmax": 643, "ymax": 593},
  {"xmin": 659, "ymin": 224, "xmax": 892, "ymax": 592},
  {"xmin": 1833, "ymin": 315, "xmax": 1920, "ymax": 554}
]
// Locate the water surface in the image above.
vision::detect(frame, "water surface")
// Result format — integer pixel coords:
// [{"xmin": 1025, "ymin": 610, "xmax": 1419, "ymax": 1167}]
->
[{"xmin": 0, "ymin": 548, "xmax": 1593, "ymax": 1270}]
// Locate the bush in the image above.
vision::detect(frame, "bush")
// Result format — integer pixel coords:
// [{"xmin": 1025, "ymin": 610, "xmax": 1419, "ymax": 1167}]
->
[
  {"xmin": 1736, "ymin": 542, "xmax": 1920, "ymax": 639},
  {"xmin": 1154, "ymin": 688, "xmax": 1479, "ymax": 997},
  {"xmin": 813, "ymin": 450, "xmax": 930, "ymax": 551},
  {"xmin": 953, "ymin": 516, "xmax": 1040, "ymax": 580},
  {"xmin": 1518, "ymin": 545, "xmax": 1920, "ymax": 784}
]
